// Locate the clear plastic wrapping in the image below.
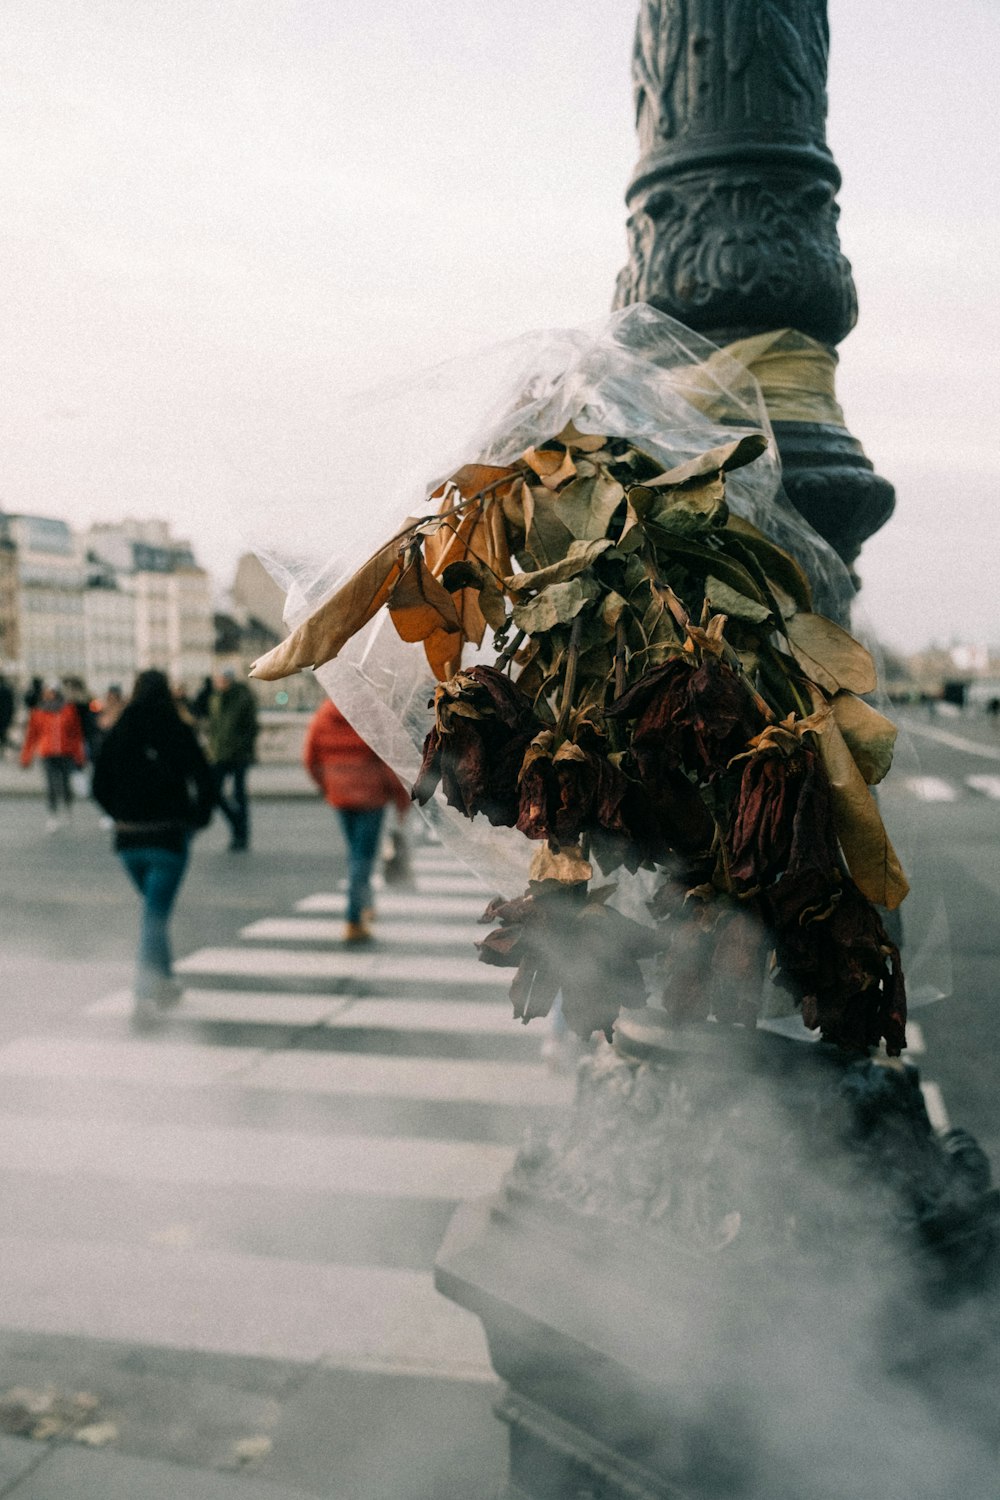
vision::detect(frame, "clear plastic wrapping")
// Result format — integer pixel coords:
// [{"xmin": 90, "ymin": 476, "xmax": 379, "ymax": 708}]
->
[{"xmin": 256, "ymin": 303, "xmax": 945, "ymax": 1015}]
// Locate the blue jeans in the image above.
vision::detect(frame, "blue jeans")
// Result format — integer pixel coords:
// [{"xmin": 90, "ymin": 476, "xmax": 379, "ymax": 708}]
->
[
  {"xmin": 337, "ymin": 807, "xmax": 385, "ymax": 923},
  {"xmin": 118, "ymin": 843, "xmax": 190, "ymax": 994}
]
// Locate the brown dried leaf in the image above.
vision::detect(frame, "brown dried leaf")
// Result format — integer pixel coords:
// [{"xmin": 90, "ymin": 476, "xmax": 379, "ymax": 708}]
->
[
  {"xmin": 643, "ymin": 433, "xmax": 768, "ymax": 489},
  {"xmin": 512, "ymin": 575, "xmax": 600, "ymax": 635},
  {"xmin": 528, "ymin": 843, "xmax": 593, "ymax": 885},
  {"xmin": 249, "ymin": 528, "xmax": 413, "ymax": 680},
  {"xmin": 553, "ymin": 470, "xmax": 625, "ymax": 541},
  {"xmin": 504, "ymin": 538, "xmax": 613, "ymax": 595},
  {"xmin": 523, "ymin": 485, "xmax": 577, "ymax": 569},
  {"xmin": 388, "ymin": 552, "xmax": 461, "ymax": 643},
  {"xmin": 523, "ymin": 445, "xmax": 576, "ymax": 490},
  {"xmin": 724, "ymin": 515, "xmax": 813, "ymax": 611},
  {"xmin": 555, "ymin": 421, "xmax": 607, "ymax": 453},
  {"xmin": 443, "ymin": 463, "xmax": 519, "ymax": 501},
  {"xmin": 704, "ymin": 575, "xmax": 772, "ymax": 624},
  {"xmin": 804, "ymin": 695, "xmax": 909, "ymax": 909},
  {"xmin": 831, "ymin": 692, "xmax": 898, "ymax": 785},
  {"xmin": 423, "ymin": 625, "xmax": 464, "ymax": 681},
  {"xmin": 785, "ymin": 613, "xmax": 877, "ymax": 696},
  {"xmin": 484, "ymin": 498, "xmax": 513, "ymax": 580},
  {"xmin": 423, "ymin": 505, "xmax": 481, "ymax": 577}
]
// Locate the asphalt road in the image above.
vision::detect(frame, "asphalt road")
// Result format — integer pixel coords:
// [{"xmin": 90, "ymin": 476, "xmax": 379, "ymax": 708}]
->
[
  {"xmin": 0, "ymin": 798, "xmax": 542, "ymax": 1499},
  {"xmin": 0, "ymin": 711, "xmax": 998, "ymax": 1496},
  {"xmin": 878, "ymin": 705, "xmax": 1000, "ymax": 1163}
]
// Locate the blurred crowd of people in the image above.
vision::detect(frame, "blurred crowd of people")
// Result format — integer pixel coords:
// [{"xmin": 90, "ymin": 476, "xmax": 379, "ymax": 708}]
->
[
  {"xmin": 3, "ymin": 667, "xmax": 413, "ymax": 1025},
  {"xmin": 4, "ymin": 669, "xmax": 260, "ymax": 838}
]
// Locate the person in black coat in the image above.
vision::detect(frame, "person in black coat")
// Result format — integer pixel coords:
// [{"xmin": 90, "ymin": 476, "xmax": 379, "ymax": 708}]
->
[
  {"xmin": 0, "ymin": 676, "xmax": 14, "ymax": 757},
  {"xmin": 93, "ymin": 669, "xmax": 214, "ymax": 1020}
]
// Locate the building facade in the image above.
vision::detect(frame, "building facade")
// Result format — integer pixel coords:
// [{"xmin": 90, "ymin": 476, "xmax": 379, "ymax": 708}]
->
[
  {"xmin": 5, "ymin": 515, "xmax": 88, "ymax": 684},
  {"xmin": 0, "ymin": 513, "xmax": 216, "ymax": 697}
]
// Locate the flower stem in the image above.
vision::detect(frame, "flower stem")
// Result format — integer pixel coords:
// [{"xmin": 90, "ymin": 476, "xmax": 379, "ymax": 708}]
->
[
  {"xmin": 496, "ymin": 628, "xmax": 526, "ymax": 673},
  {"xmin": 614, "ymin": 617, "xmax": 628, "ymax": 698},
  {"xmin": 556, "ymin": 615, "xmax": 583, "ymax": 739}
]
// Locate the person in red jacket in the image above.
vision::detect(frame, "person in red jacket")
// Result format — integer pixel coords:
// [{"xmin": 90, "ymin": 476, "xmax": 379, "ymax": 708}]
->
[
  {"xmin": 20, "ymin": 682, "xmax": 86, "ymax": 830},
  {"xmin": 303, "ymin": 698, "xmax": 410, "ymax": 943}
]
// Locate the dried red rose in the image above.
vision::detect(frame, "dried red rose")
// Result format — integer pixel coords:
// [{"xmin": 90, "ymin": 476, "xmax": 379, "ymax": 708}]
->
[
  {"xmin": 413, "ymin": 666, "xmax": 539, "ymax": 826},
  {"xmin": 772, "ymin": 879, "xmax": 906, "ymax": 1055},
  {"xmin": 476, "ymin": 884, "xmax": 664, "ymax": 1040},
  {"xmin": 607, "ymin": 656, "xmax": 766, "ymax": 787}
]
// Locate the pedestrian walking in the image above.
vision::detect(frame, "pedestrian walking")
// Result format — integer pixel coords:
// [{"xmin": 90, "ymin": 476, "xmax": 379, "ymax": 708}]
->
[
  {"xmin": 19, "ymin": 682, "xmax": 86, "ymax": 830},
  {"xmin": 303, "ymin": 698, "xmax": 410, "ymax": 943},
  {"xmin": 62, "ymin": 676, "xmax": 101, "ymax": 766},
  {"xmin": 0, "ymin": 675, "xmax": 14, "ymax": 758},
  {"xmin": 95, "ymin": 684, "xmax": 126, "ymax": 737},
  {"xmin": 206, "ymin": 669, "xmax": 259, "ymax": 851},
  {"xmin": 92, "ymin": 669, "xmax": 214, "ymax": 1022}
]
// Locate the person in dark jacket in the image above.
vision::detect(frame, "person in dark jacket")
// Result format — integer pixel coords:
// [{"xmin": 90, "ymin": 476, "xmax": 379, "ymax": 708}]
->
[
  {"xmin": 0, "ymin": 676, "xmax": 15, "ymax": 758},
  {"xmin": 206, "ymin": 669, "xmax": 259, "ymax": 851},
  {"xmin": 93, "ymin": 669, "xmax": 214, "ymax": 1020}
]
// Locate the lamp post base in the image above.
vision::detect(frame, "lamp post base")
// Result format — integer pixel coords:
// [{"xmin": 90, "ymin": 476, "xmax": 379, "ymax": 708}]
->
[{"xmin": 436, "ymin": 1026, "xmax": 999, "ymax": 1499}]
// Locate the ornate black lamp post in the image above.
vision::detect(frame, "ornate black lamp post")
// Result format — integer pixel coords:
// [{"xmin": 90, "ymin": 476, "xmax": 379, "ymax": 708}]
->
[
  {"xmin": 431, "ymin": 6, "xmax": 999, "ymax": 1498},
  {"xmin": 614, "ymin": 0, "xmax": 894, "ymax": 571}
]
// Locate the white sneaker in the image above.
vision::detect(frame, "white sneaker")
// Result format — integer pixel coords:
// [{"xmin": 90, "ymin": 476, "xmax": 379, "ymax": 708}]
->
[{"xmin": 45, "ymin": 816, "xmax": 61, "ymax": 833}]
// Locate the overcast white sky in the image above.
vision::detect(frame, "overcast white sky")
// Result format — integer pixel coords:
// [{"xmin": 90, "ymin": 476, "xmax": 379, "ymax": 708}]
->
[{"xmin": 0, "ymin": 0, "xmax": 997, "ymax": 652}]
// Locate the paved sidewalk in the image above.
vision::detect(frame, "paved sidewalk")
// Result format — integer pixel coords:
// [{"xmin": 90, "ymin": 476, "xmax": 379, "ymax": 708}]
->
[{"xmin": 0, "ymin": 1436, "xmax": 325, "ymax": 1500}]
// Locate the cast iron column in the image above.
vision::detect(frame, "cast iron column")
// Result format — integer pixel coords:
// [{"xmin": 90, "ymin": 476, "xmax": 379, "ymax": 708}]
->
[{"xmin": 614, "ymin": 0, "xmax": 894, "ymax": 570}]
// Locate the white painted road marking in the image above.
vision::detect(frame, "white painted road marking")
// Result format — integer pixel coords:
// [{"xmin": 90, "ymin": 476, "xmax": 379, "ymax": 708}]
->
[
  {"xmin": 901, "ymin": 776, "xmax": 958, "ymax": 802},
  {"xmin": 920, "ymin": 1080, "xmax": 950, "ymax": 1131},
  {"xmin": 240, "ymin": 917, "xmax": 482, "ymax": 948},
  {"xmin": 0, "ymin": 1036, "xmax": 570, "ymax": 1107},
  {"xmin": 0, "ymin": 1114, "xmax": 515, "ymax": 1199},
  {"xmin": 86, "ymin": 988, "xmax": 348, "ymax": 1026},
  {"xmin": 0, "ymin": 1236, "xmax": 493, "ymax": 1377},
  {"xmin": 902, "ymin": 1020, "xmax": 925, "ymax": 1056},
  {"xmin": 296, "ymin": 892, "xmax": 488, "ymax": 920}
]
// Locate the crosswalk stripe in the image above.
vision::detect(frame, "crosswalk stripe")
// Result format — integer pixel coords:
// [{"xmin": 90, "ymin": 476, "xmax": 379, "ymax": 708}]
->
[
  {"xmin": 0, "ymin": 1035, "xmax": 256, "ymax": 1086},
  {"xmin": 330, "ymin": 998, "xmax": 517, "ymax": 1035},
  {"xmin": 0, "ymin": 1035, "xmax": 570, "ymax": 1106},
  {"xmin": 242, "ymin": 1051, "xmax": 570, "ymax": 1106},
  {"xmin": 0, "ymin": 1114, "xmax": 514, "ymax": 1198},
  {"xmin": 10, "ymin": 848, "xmax": 564, "ymax": 1385},
  {"xmin": 901, "ymin": 776, "xmax": 958, "ymax": 802},
  {"xmin": 177, "ymin": 946, "xmax": 510, "ymax": 990},
  {"xmin": 920, "ymin": 1080, "xmax": 950, "ymax": 1131},
  {"xmin": 405, "ymin": 874, "xmax": 497, "ymax": 896},
  {"xmin": 240, "ymin": 917, "xmax": 483, "ymax": 948},
  {"xmin": 85, "ymin": 989, "xmax": 521, "ymax": 1036},
  {"xmin": 903, "ymin": 1020, "xmax": 925, "ymax": 1056},
  {"xmin": 966, "ymin": 775, "xmax": 1000, "ymax": 799},
  {"xmin": 177, "ymin": 945, "xmax": 381, "ymax": 980},
  {"xmin": 85, "ymin": 988, "xmax": 348, "ymax": 1024},
  {"xmin": 0, "ymin": 1236, "xmax": 493, "ymax": 1377},
  {"xmin": 296, "ymin": 892, "xmax": 488, "ymax": 920},
  {"xmin": 411, "ymin": 847, "xmax": 467, "ymax": 866}
]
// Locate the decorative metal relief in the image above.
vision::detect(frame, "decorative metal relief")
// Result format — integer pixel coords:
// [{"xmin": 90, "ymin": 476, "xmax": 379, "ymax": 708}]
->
[
  {"xmin": 633, "ymin": 0, "xmax": 829, "ymax": 149},
  {"xmin": 618, "ymin": 173, "xmax": 857, "ymax": 345}
]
